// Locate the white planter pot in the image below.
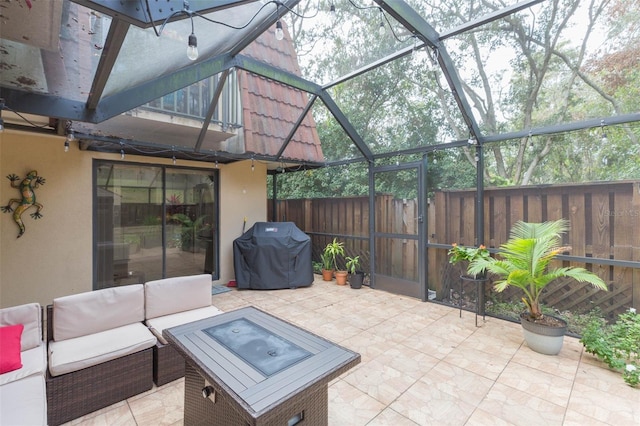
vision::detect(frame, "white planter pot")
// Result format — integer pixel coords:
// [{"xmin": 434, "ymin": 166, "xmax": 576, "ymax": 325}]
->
[{"xmin": 520, "ymin": 313, "xmax": 567, "ymax": 355}]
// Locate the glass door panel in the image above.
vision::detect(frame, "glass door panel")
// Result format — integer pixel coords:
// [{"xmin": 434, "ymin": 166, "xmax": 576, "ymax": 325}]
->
[
  {"xmin": 165, "ymin": 170, "xmax": 217, "ymax": 278},
  {"xmin": 95, "ymin": 162, "xmax": 218, "ymax": 290},
  {"xmin": 95, "ymin": 163, "xmax": 163, "ymax": 288}
]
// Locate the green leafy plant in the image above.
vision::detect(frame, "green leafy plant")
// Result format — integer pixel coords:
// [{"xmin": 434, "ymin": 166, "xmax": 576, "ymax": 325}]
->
[
  {"xmin": 580, "ymin": 308, "xmax": 639, "ymax": 387},
  {"xmin": 468, "ymin": 219, "xmax": 608, "ymax": 320},
  {"xmin": 170, "ymin": 214, "xmax": 210, "ymax": 251},
  {"xmin": 322, "ymin": 238, "xmax": 345, "ymax": 271},
  {"xmin": 320, "ymin": 252, "xmax": 333, "ymax": 271},
  {"xmin": 448, "ymin": 243, "xmax": 490, "ymax": 278},
  {"xmin": 345, "ymin": 255, "xmax": 360, "ymax": 274}
]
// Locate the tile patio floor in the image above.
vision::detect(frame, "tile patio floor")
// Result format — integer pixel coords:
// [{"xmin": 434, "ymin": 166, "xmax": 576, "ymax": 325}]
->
[{"xmin": 65, "ymin": 277, "xmax": 639, "ymax": 425}]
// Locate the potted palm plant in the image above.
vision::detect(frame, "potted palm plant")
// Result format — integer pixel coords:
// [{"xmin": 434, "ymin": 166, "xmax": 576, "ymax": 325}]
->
[
  {"xmin": 468, "ymin": 219, "xmax": 608, "ymax": 355},
  {"xmin": 345, "ymin": 255, "xmax": 364, "ymax": 289}
]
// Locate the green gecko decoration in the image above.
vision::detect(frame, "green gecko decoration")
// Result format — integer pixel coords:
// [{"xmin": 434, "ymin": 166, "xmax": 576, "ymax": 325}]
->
[{"xmin": 1, "ymin": 171, "xmax": 46, "ymax": 238}]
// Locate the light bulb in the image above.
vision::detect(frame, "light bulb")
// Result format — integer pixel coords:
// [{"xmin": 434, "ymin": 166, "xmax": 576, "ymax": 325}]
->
[
  {"xmin": 378, "ymin": 21, "xmax": 385, "ymax": 36},
  {"xmin": 275, "ymin": 21, "xmax": 284, "ymax": 41},
  {"xmin": 187, "ymin": 33, "xmax": 198, "ymax": 61},
  {"xmin": 120, "ymin": 149, "xmax": 125, "ymax": 160},
  {"xmin": 172, "ymin": 155, "xmax": 176, "ymax": 165},
  {"xmin": 64, "ymin": 130, "xmax": 74, "ymax": 152}
]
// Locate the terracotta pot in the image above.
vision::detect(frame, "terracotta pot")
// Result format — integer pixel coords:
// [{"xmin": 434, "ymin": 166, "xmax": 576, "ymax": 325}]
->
[
  {"xmin": 335, "ymin": 270, "xmax": 348, "ymax": 285},
  {"xmin": 322, "ymin": 269, "xmax": 334, "ymax": 281}
]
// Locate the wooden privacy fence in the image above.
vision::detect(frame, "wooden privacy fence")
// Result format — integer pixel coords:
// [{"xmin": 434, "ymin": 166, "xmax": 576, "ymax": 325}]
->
[
  {"xmin": 269, "ymin": 197, "xmax": 371, "ymax": 271},
  {"xmin": 269, "ymin": 180, "xmax": 639, "ymax": 317},
  {"xmin": 432, "ymin": 180, "xmax": 640, "ymax": 318}
]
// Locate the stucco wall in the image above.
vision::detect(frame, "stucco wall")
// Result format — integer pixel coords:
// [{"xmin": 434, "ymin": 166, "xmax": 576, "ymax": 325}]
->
[
  {"xmin": 218, "ymin": 160, "xmax": 268, "ymax": 285},
  {"xmin": 0, "ymin": 129, "xmax": 266, "ymax": 308}
]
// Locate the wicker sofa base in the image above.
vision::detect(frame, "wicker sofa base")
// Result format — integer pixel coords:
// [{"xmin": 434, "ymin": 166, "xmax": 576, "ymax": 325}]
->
[
  {"xmin": 46, "ymin": 348, "xmax": 154, "ymax": 426},
  {"xmin": 184, "ymin": 362, "xmax": 329, "ymax": 426},
  {"xmin": 154, "ymin": 342, "xmax": 186, "ymax": 386}
]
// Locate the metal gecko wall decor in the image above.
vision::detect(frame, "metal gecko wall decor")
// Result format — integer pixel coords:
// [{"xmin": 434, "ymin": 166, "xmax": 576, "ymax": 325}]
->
[{"xmin": 1, "ymin": 171, "xmax": 46, "ymax": 238}]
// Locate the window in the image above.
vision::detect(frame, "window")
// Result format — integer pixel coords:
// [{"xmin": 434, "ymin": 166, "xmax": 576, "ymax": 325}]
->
[{"xmin": 94, "ymin": 161, "xmax": 218, "ymax": 289}]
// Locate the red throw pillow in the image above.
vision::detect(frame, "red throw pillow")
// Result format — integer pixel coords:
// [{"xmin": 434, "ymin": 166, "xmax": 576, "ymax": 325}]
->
[{"xmin": 0, "ymin": 324, "xmax": 24, "ymax": 374}]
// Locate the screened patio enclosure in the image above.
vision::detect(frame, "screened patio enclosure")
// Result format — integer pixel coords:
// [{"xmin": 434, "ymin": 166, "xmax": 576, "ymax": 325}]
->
[{"xmin": 1, "ymin": 1, "xmax": 638, "ymax": 320}]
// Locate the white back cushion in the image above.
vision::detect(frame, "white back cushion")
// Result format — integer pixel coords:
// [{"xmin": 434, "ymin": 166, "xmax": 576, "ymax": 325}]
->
[
  {"xmin": 53, "ymin": 284, "xmax": 144, "ymax": 341},
  {"xmin": 0, "ymin": 303, "xmax": 42, "ymax": 351},
  {"xmin": 145, "ymin": 274, "xmax": 212, "ymax": 319}
]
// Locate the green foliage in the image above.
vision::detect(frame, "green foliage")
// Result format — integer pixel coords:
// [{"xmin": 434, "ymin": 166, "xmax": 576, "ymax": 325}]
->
[
  {"xmin": 468, "ymin": 219, "xmax": 608, "ymax": 319},
  {"xmin": 345, "ymin": 255, "xmax": 360, "ymax": 274},
  {"xmin": 448, "ymin": 244, "xmax": 490, "ymax": 265},
  {"xmin": 312, "ymin": 261, "xmax": 323, "ymax": 275},
  {"xmin": 320, "ymin": 252, "xmax": 333, "ymax": 271},
  {"xmin": 448, "ymin": 243, "xmax": 490, "ymax": 278},
  {"xmin": 485, "ymin": 298, "xmax": 605, "ymax": 336},
  {"xmin": 580, "ymin": 309, "xmax": 640, "ymax": 387},
  {"xmin": 285, "ymin": 0, "xmax": 640, "ymax": 189},
  {"xmin": 322, "ymin": 238, "xmax": 345, "ymax": 271},
  {"xmin": 170, "ymin": 214, "xmax": 209, "ymax": 250},
  {"xmin": 143, "ymin": 215, "xmax": 161, "ymax": 226}
]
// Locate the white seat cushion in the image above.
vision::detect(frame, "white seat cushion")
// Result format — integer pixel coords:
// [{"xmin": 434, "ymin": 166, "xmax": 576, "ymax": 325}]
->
[
  {"xmin": 0, "ymin": 344, "xmax": 46, "ymax": 386},
  {"xmin": 48, "ymin": 322, "xmax": 157, "ymax": 377},
  {"xmin": 0, "ymin": 303, "xmax": 42, "ymax": 351},
  {"xmin": 53, "ymin": 284, "xmax": 145, "ymax": 341},
  {"xmin": 0, "ymin": 373, "xmax": 47, "ymax": 426},
  {"xmin": 146, "ymin": 306, "xmax": 223, "ymax": 345},
  {"xmin": 145, "ymin": 274, "xmax": 212, "ymax": 319}
]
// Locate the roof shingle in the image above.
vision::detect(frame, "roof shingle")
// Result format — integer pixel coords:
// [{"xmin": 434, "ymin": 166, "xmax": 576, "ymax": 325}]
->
[{"xmin": 240, "ymin": 22, "xmax": 323, "ymax": 162}]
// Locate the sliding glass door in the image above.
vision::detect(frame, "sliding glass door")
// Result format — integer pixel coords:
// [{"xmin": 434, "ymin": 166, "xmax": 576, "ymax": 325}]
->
[{"xmin": 94, "ymin": 161, "xmax": 218, "ymax": 289}]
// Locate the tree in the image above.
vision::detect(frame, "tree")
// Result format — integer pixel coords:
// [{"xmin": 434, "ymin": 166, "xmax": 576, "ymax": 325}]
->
[{"xmin": 275, "ymin": 0, "xmax": 638, "ymax": 198}]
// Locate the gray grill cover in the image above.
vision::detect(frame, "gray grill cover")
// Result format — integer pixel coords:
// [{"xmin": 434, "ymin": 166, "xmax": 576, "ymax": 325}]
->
[{"xmin": 233, "ymin": 222, "xmax": 313, "ymax": 290}]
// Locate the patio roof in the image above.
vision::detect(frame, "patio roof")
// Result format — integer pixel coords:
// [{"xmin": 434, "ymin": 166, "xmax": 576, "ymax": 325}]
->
[{"xmin": 1, "ymin": 0, "xmax": 639, "ymax": 169}]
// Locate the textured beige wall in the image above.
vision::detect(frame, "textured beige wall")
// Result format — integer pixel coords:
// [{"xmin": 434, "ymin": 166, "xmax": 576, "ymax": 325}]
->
[
  {"xmin": 218, "ymin": 160, "xmax": 267, "ymax": 285},
  {"xmin": 0, "ymin": 129, "xmax": 266, "ymax": 308}
]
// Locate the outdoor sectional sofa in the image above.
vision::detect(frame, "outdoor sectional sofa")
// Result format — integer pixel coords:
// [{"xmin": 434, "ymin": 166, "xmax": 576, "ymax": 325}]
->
[
  {"xmin": 0, "ymin": 275, "xmax": 222, "ymax": 425},
  {"xmin": 46, "ymin": 284, "xmax": 158, "ymax": 425},
  {"xmin": 0, "ymin": 302, "xmax": 48, "ymax": 425},
  {"xmin": 144, "ymin": 274, "xmax": 224, "ymax": 386}
]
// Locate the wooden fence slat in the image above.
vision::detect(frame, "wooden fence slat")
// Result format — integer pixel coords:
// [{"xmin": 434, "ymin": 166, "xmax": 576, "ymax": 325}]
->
[
  {"xmin": 591, "ymin": 190, "xmax": 611, "ymax": 260},
  {"xmin": 567, "ymin": 193, "xmax": 586, "ymax": 257}
]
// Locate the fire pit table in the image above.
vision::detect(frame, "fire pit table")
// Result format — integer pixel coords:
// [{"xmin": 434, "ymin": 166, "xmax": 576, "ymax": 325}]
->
[{"xmin": 163, "ymin": 306, "xmax": 360, "ymax": 425}]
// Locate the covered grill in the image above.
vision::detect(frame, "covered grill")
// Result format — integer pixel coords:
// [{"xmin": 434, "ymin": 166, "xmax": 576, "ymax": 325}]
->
[{"xmin": 233, "ymin": 222, "xmax": 313, "ymax": 290}]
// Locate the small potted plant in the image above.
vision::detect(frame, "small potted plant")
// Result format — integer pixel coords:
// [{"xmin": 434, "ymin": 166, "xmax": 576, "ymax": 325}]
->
[
  {"xmin": 448, "ymin": 243, "xmax": 490, "ymax": 279},
  {"xmin": 468, "ymin": 219, "xmax": 608, "ymax": 355},
  {"xmin": 321, "ymin": 238, "xmax": 345, "ymax": 282},
  {"xmin": 320, "ymin": 251, "xmax": 334, "ymax": 281},
  {"xmin": 345, "ymin": 255, "xmax": 364, "ymax": 289}
]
